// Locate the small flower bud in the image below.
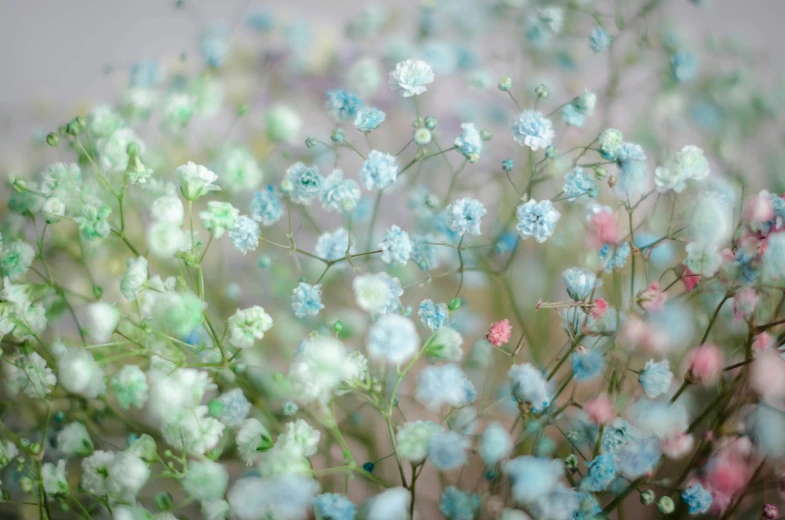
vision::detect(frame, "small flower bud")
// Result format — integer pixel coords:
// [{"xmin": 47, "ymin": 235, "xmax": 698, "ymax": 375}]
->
[
  {"xmin": 75, "ymin": 115, "xmax": 86, "ymax": 129},
  {"xmin": 535, "ymin": 84, "xmax": 550, "ymax": 98},
  {"xmin": 424, "ymin": 116, "xmax": 438, "ymax": 129},
  {"xmin": 607, "ymin": 175, "xmax": 617, "ymax": 188},
  {"xmin": 92, "ymin": 285, "xmax": 103, "ymax": 299},
  {"xmin": 564, "ymin": 454, "xmax": 578, "ymax": 470},
  {"xmin": 257, "ymin": 255, "xmax": 271, "ymax": 269},
  {"xmin": 412, "ymin": 117, "xmax": 425, "ymax": 128},
  {"xmin": 425, "ymin": 193, "xmax": 439, "ymax": 208},
  {"xmin": 46, "ymin": 132, "xmax": 59, "ymax": 147},
  {"xmin": 448, "ymin": 298, "xmax": 462, "ymax": 310},
  {"xmin": 43, "ymin": 197, "xmax": 66, "ymax": 223},
  {"xmin": 480, "ymin": 129, "xmax": 492, "ymax": 142},
  {"xmin": 331, "ymin": 128, "xmax": 345, "ymax": 143},
  {"xmin": 762, "ymin": 504, "xmax": 778, "ymax": 520},
  {"xmin": 66, "ymin": 121, "xmax": 81, "ymax": 136},
  {"xmin": 593, "ymin": 166, "xmax": 607, "ymax": 179},
  {"xmin": 545, "ymin": 146, "xmax": 557, "ymax": 159},
  {"xmin": 207, "ymin": 399, "xmax": 225, "ymax": 417},
  {"xmin": 155, "ymin": 492, "xmax": 173, "ymax": 511},
  {"xmin": 280, "ymin": 179, "xmax": 294, "ymax": 193},
  {"xmin": 414, "ymin": 128, "xmax": 432, "ymax": 146},
  {"xmin": 362, "ymin": 461, "xmax": 375, "ymax": 473},
  {"xmin": 658, "ymin": 496, "xmax": 675, "ymax": 514},
  {"xmin": 467, "ymin": 152, "xmax": 480, "ymax": 164},
  {"xmin": 333, "ymin": 320, "xmax": 344, "ymax": 334},
  {"xmin": 640, "ymin": 489, "xmax": 655, "ymax": 505},
  {"xmin": 502, "ymin": 159, "xmax": 514, "ymax": 172},
  {"xmin": 126, "ymin": 142, "xmax": 140, "ymax": 157},
  {"xmin": 11, "ymin": 177, "xmax": 28, "ymax": 193},
  {"xmin": 305, "ymin": 136, "xmax": 318, "ymax": 148},
  {"xmin": 236, "ymin": 103, "xmax": 250, "ymax": 117},
  {"xmin": 498, "ymin": 76, "xmax": 512, "ymax": 91}
]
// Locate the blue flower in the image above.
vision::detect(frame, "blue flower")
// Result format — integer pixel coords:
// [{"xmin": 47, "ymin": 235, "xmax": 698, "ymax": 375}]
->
[
  {"xmin": 571, "ymin": 347, "xmax": 605, "ymax": 382},
  {"xmin": 247, "ymin": 10, "xmax": 274, "ymax": 32},
  {"xmin": 439, "ymin": 486, "xmax": 480, "ymax": 520},
  {"xmin": 285, "ymin": 163, "xmax": 324, "ymax": 205},
  {"xmin": 503, "ymin": 456, "xmax": 563, "ymax": 504},
  {"xmin": 418, "ymin": 299, "xmax": 450, "ymax": 331},
  {"xmin": 313, "ymin": 492, "xmax": 355, "ymax": 520},
  {"xmin": 216, "ymin": 388, "xmax": 251, "ymax": 428},
  {"xmin": 574, "ymin": 491, "xmax": 602, "ymax": 520},
  {"xmin": 291, "ymin": 283, "xmax": 324, "ymax": 318},
  {"xmin": 427, "ymin": 431, "xmax": 469, "ymax": 471},
  {"xmin": 129, "ymin": 60, "xmax": 164, "ymax": 88},
  {"xmin": 325, "ymin": 90, "xmax": 363, "ymax": 121},
  {"xmin": 601, "ymin": 418, "xmax": 643, "ymax": 455},
  {"xmin": 600, "ymin": 242, "xmax": 631, "ymax": 272},
  {"xmin": 562, "ymin": 104, "xmax": 586, "ymax": 127},
  {"xmin": 480, "ymin": 421, "xmax": 512, "ymax": 465},
  {"xmin": 354, "ymin": 107, "xmax": 386, "ymax": 132},
  {"xmin": 251, "ymin": 185, "xmax": 285, "ymax": 226},
  {"xmin": 516, "ymin": 199, "xmax": 561, "ymax": 243},
  {"xmin": 377, "ymin": 272, "xmax": 403, "ymax": 315},
  {"xmin": 512, "ymin": 110, "xmax": 554, "ymax": 151},
  {"xmin": 615, "ymin": 142, "xmax": 647, "ymax": 196},
  {"xmin": 379, "ymin": 225, "xmax": 412, "ymax": 266},
  {"xmin": 562, "ymin": 267, "xmax": 600, "ymax": 300},
  {"xmin": 589, "ymin": 27, "xmax": 612, "ymax": 53},
  {"xmin": 416, "ymin": 364, "xmax": 476, "ymax": 411},
  {"xmin": 581, "ymin": 453, "xmax": 616, "ymax": 492},
  {"xmin": 360, "ymin": 150, "xmax": 399, "ymax": 190},
  {"xmin": 229, "ymin": 216, "xmax": 260, "ymax": 254},
  {"xmin": 617, "ymin": 435, "xmax": 661, "ymax": 479},
  {"xmin": 671, "ymin": 51, "xmax": 698, "ymax": 83},
  {"xmin": 315, "ymin": 228, "xmax": 351, "ymax": 261},
  {"xmin": 199, "ymin": 24, "xmax": 230, "ymax": 68},
  {"xmin": 638, "ymin": 359, "xmax": 673, "ymax": 399},
  {"xmin": 447, "ymin": 197, "xmax": 487, "ymax": 236},
  {"xmin": 320, "ymin": 170, "xmax": 361, "ymax": 213},
  {"xmin": 531, "ymin": 483, "xmax": 579, "ymax": 519},
  {"xmin": 508, "ymin": 363, "xmax": 552, "ymax": 413},
  {"xmin": 453, "ymin": 123, "xmax": 483, "ymax": 161},
  {"xmin": 681, "ymin": 483, "xmax": 712, "ymax": 515},
  {"xmin": 411, "ymin": 233, "xmax": 440, "ymax": 271}
]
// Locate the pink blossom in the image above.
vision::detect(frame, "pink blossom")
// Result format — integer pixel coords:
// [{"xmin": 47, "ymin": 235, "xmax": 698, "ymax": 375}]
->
[
  {"xmin": 637, "ymin": 281, "xmax": 667, "ymax": 313},
  {"xmin": 586, "ymin": 209, "xmax": 621, "ymax": 249},
  {"xmin": 686, "ymin": 344, "xmax": 724, "ymax": 384},
  {"xmin": 751, "ymin": 348, "xmax": 785, "ymax": 404},
  {"xmin": 753, "ymin": 332, "xmax": 773, "ymax": 352},
  {"xmin": 732, "ymin": 287, "xmax": 759, "ymax": 321},
  {"xmin": 584, "ymin": 394, "xmax": 615, "ymax": 425},
  {"xmin": 743, "ymin": 192, "xmax": 775, "ymax": 234},
  {"xmin": 619, "ymin": 315, "xmax": 669, "ymax": 354},
  {"xmin": 680, "ymin": 267, "xmax": 701, "ymax": 292},
  {"xmin": 591, "ymin": 298, "xmax": 610, "ymax": 319},
  {"xmin": 661, "ymin": 433, "xmax": 694, "ymax": 460},
  {"xmin": 486, "ymin": 319, "xmax": 512, "ymax": 347}
]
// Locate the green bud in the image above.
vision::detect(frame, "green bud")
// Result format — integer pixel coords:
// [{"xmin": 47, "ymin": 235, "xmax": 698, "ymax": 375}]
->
[
  {"xmin": 467, "ymin": 152, "xmax": 480, "ymax": 164},
  {"xmin": 414, "ymin": 128, "xmax": 432, "ymax": 146},
  {"xmin": 305, "ymin": 136, "xmax": 318, "ymax": 148},
  {"xmin": 425, "ymin": 194, "xmax": 439, "ymax": 209},
  {"xmin": 207, "ymin": 399, "xmax": 225, "ymax": 417},
  {"xmin": 331, "ymin": 128, "xmax": 345, "ymax": 143},
  {"xmin": 65, "ymin": 121, "xmax": 81, "ymax": 136},
  {"xmin": 11, "ymin": 177, "xmax": 28, "ymax": 193},
  {"xmin": 615, "ymin": 13, "xmax": 625, "ymax": 30},
  {"xmin": 155, "ymin": 491, "xmax": 173, "ymax": 511},
  {"xmin": 535, "ymin": 84, "xmax": 550, "ymax": 98},
  {"xmin": 92, "ymin": 285, "xmax": 103, "ymax": 299},
  {"xmin": 640, "ymin": 489, "xmax": 655, "ymax": 505},
  {"xmin": 448, "ymin": 298, "xmax": 462, "ymax": 311},
  {"xmin": 75, "ymin": 115, "xmax": 86, "ymax": 129},
  {"xmin": 413, "ymin": 117, "xmax": 425, "ymax": 128},
  {"xmin": 545, "ymin": 146, "xmax": 557, "ymax": 159},
  {"xmin": 658, "ymin": 496, "xmax": 675, "ymax": 514},
  {"xmin": 424, "ymin": 116, "xmax": 438, "ymax": 130},
  {"xmin": 126, "ymin": 142, "xmax": 140, "ymax": 157},
  {"xmin": 46, "ymin": 132, "xmax": 59, "ymax": 147},
  {"xmin": 257, "ymin": 255, "xmax": 271, "ymax": 269},
  {"xmin": 236, "ymin": 104, "xmax": 250, "ymax": 117},
  {"xmin": 29, "ymin": 442, "xmax": 40, "ymax": 454},
  {"xmin": 564, "ymin": 453, "xmax": 578, "ymax": 470},
  {"xmin": 333, "ymin": 320, "xmax": 344, "ymax": 334},
  {"xmin": 480, "ymin": 129, "xmax": 492, "ymax": 142},
  {"xmin": 593, "ymin": 166, "xmax": 607, "ymax": 180},
  {"xmin": 272, "ymin": 372, "xmax": 285, "ymax": 383},
  {"xmin": 498, "ymin": 76, "xmax": 512, "ymax": 91},
  {"xmin": 20, "ymin": 477, "xmax": 33, "ymax": 493}
]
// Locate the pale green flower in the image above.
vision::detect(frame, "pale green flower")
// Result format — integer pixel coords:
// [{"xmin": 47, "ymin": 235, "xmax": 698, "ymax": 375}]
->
[
  {"xmin": 76, "ymin": 203, "xmax": 112, "ymax": 241},
  {"xmin": 120, "ymin": 256, "xmax": 148, "ymax": 301},
  {"xmin": 42, "ymin": 460, "xmax": 69, "ymax": 495},
  {"xmin": 0, "ymin": 240, "xmax": 35, "ymax": 280},
  {"xmin": 215, "ymin": 145, "xmax": 263, "ymax": 193},
  {"xmin": 200, "ymin": 201, "xmax": 239, "ymax": 238},
  {"xmin": 265, "ymin": 105, "xmax": 302, "ymax": 144},
  {"xmin": 228, "ymin": 306, "xmax": 273, "ymax": 348},
  {"xmin": 110, "ymin": 365, "xmax": 149, "ymax": 409}
]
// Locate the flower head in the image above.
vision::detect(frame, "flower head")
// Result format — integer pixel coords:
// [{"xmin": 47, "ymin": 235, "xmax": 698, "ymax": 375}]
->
[
  {"xmin": 516, "ymin": 199, "xmax": 560, "ymax": 242},
  {"xmin": 389, "ymin": 59, "xmax": 435, "ymax": 97},
  {"xmin": 512, "ymin": 110, "xmax": 554, "ymax": 151},
  {"xmin": 176, "ymin": 162, "xmax": 220, "ymax": 200},
  {"xmin": 446, "ymin": 197, "xmax": 487, "ymax": 236},
  {"xmin": 360, "ymin": 150, "xmax": 399, "ymax": 190}
]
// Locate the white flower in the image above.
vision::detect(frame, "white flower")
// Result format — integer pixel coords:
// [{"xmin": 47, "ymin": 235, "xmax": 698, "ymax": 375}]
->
[
  {"xmin": 288, "ymin": 335, "xmax": 351, "ymax": 403},
  {"xmin": 367, "ymin": 314, "xmax": 420, "ymax": 365},
  {"xmin": 366, "ymin": 487, "xmax": 411, "ymax": 520},
  {"xmin": 353, "ymin": 273, "xmax": 392, "ymax": 313},
  {"xmin": 42, "ymin": 459, "xmax": 69, "ymax": 495},
  {"xmin": 688, "ymin": 191, "xmax": 732, "ymax": 249},
  {"xmin": 151, "ymin": 193, "xmax": 185, "ymax": 225},
  {"xmin": 182, "ymin": 459, "xmax": 229, "ymax": 501},
  {"xmin": 81, "ymin": 450, "xmax": 115, "ymax": 496},
  {"xmin": 655, "ymin": 145, "xmax": 710, "ymax": 193},
  {"xmin": 162, "ymin": 405, "xmax": 225, "ymax": 456},
  {"xmin": 147, "ymin": 368, "xmax": 216, "ymax": 424},
  {"xmin": 4, "ymin": 352, "xmax": 56, "ymax": 398},
  {"xmin": 147, "ymin": 221, "xmax": 189, "ymax": 259},
  {"xmin": 0, "ymin": 440, "xmax": 19, "ymax": 467},
  {"xmin": 107, "ymin": 451, "xmax": 150, "ymax": 501},
  {"xmin": 84, "ymin": 301, "xmax": 120, "ymax": 343},
  {"xmin": 396, "ymin": 420, "xmax": 444, "ymax": 462},
  {"xmin": 236, "ymin": 418, "xmax": 273, "ymax": 466},
  {"xmin": 389, "ymin": 59, "xmax": 435, "ymax": 97},
  {"xmin": 42, "ymin": 197, "xmax": 65, "ymax": 223},
  {"xmin": 426, "ymin": 327, "xmax": 464, "ymax": 361},
  {"xmin": 228, "ymin": 306, "xmax": 274, "ymax": 349},
  {"xmin": 684, "ymin": 242, "xmax": 723, "ymax": 277},
  {"xmin": 202, "ymin": 500, "xmax": 230, "ymax": 520},
  {"xmin": 228, "ymin": 475, "xmax": 319, "ymax": 520},
  {"xmin": 280, "ymin": 419, "xmax": 321, "ymax": 458},
  {"xmin": 58, "ymin": 349, "xmax": 106, "ymax": 399},
  {"xmin": 56, "ymin": 422, "xmax": 93, "ymax": 456},
  {"xmin": 176, "ymin": 161, "xmax": 221, "ymax": 200},
  {"xmin": 120, "ymin": 256, "xmax": 148, "ymax": 301}
]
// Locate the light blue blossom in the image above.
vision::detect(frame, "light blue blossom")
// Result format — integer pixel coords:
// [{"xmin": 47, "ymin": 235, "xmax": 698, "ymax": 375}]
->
[
  {"xmin": 415, "ymin": 364, "xmax": 476, "ymax": 411},
  {"xmin": 439, "ymin": 486, "xmax": 480, "ymax": 520},
  {"xmin": 502, "ymin": 456, "xmax": 563, "ymax": 504},
  {"xmin": 685, "ymin": 242, "xmax": 722, "ymax": 277},
  {"xmin": 367, "ymin": 314, "xmax": 419, "ymax": 365},
  {"xmin": 411, "ymin": 234, "xmax": 440, "ymax": 271},
  {"xmin": 516, "ymin": 199, "xmax": 561, "ymax": 243},
  {"xmin": 313, "ymin": 492, "xmax": 355, "ymax": 520},
  {"xmin": 480, "ymin": 421, "xmax": 512, "ymax": 465},
  {"xmin": 354, "ymin": 107, "xmax": 386, "ymax": 132},
  {"xmin": 571, "ymin": 347, "xmax": 605, "ymax": 382},
  {"xmin": 379, "ymin": 225, "xmax": 412, "ymax": 266},
  {"xmin": 446, "ymin": 197, "xmax": 487, "ymax": 236},
  {"xmin": 600, "ymin": 242, "xmax": 631, "ymax": 272},
  {"xmin": 378, "ymin": 272, "xmax": 403, "ymax": 315},
  {"xmin": 453, "ymin": 123, "xmax": 483, "ymax": 161},
  {"xmin": 325, "ymin": 90, "xmax": 363, "ymax": 121},
  {"xmin": 615, "ymin": 142, "xmax": 648, "ymax": 197},
  {"xmin": 617, "ymin": 435, "xmax": 661, "ymax": 479},
  {"xmin": 418, "ymin": 299, "xmax": 450, "ymax": 331},
  {"xmin": 574, "ymin": 491, "xmax": 602, "ymax": 520},
  {"xmin": 199, "ymin": 24, "xmax": 230, "ymax": 68},
  {"xmin": 229, "ymin": 216, "xmax": 260, "ymax": 254},
  {"xmin": 250, "ymin": 186, "xmax": 285, "ymax": 226},
  {"xmin": 389, "ymin": 59, "xmax": 435, "ymax": 97},
  {"xmin": 216, "ymin": 388, "xmax": 251, "ymax": 428},
  {"xmin": 589, "ymin": 27, "xmax": 612, "ymax": 53},
  {"xmin": 320, "ymin": 170, "xmax": 361, "ymax": 213},
  {"xmin": 562, "ymin": 267, "xmax": 600, "ymax": 300},
  {"xmin": 530, "ymin": 483, "xmax": 579, "ymax": 520},
  {"xmin": 292, "ymin": 283, "xmax": 324, "ymax": 318},
  {"xmin": 581, "ymin": 453, "xmax": 616, "ymax": 492},
  {"xmin": 563, "ymin": 167, "xmax": 598, "ymax": 201},
  {"xmin": 671, "ymin": 51, "xmax": 698, "ymax": 83},
  {"xmin": 512, "ymin": 110, "xmax": 554, "ymax": 151},
  {"xmin": 129, "ymin": 60, "xmax": 165, "ymax": 88},
  {"xmin": 681, "ymin": 483, "xmax": 712, "ymax": 515},
  {"xmin": 286, "ymin": 162, "xmax": 324, "ymax": 205},
  {"xmin": 427, "ymin": 431, "xmax": 469, "ymax": 471},
  {"xmin": 508, "ymin": 363, "xmax": 551, "ymax": 413},
  {"xmin": 360, "ymin": 150, "xmax": 399, "ymax": 190},
  {"xmin": 638, "ymin": 359, "xmax": 673, "ymax": 399},
  {"xmin": 315, "ymin": 228, "xmax": 352, "ymax": 261}
]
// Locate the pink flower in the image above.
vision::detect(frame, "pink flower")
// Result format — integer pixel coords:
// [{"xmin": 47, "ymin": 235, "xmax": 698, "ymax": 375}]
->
[
  {"xmin": 732, "ymin": 287, "xmax": 759, "ymax": 321},
  {"xmin": 584, "ymin": 394, "xmax": 615, "ymax": 425},
  {"xmin": 637, "ymin": 281, "xmax": 667, "ymax": 313},
  {"xmin": 680, "ymin": 267, "xmax": 701, "ymax": 292},
  {"xmin": 751, "ymin": 349, "xmax": 785, "ymax": 404},
  {"xmin": 743, "ymin": 191, "xmax": 775, "ymax": 234},
  {"xmin": 586, "ymin": 208, "xmax": 621, "ymax": 249},
  {"xmin": 486, "ymin": 319, "xmax": 512, "ymax": 347},
  {"xmin": 661, "ymin": 433, "xmax": 694, "ymax": 460},
  {"xmin": 753, "ymin": 332, "xmax": 773, "ymax": 352},
  {"xmin": 686, "ymin": 344, "xmax": 724, "ymax": 384},
  {"xmin": 619, "ymin": 315, "xmax": 669, "ymax": 354},
  {"xmin": 591, "ymin": 298, "xmax": 609, "ymax": 319}
]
